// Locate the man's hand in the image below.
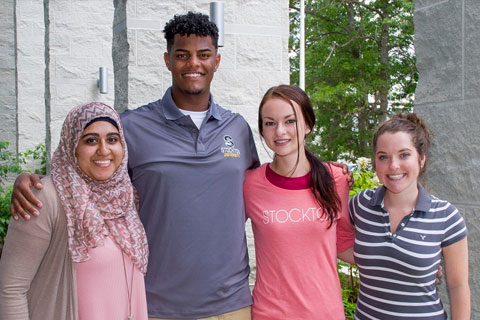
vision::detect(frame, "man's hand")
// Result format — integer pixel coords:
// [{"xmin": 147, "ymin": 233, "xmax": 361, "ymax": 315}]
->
[
  {"xmin": 330, "ymin": 162, "xmax": 354, "ymax": 189},
  {"xmin": 10, "ymin": 173, "xmax": 44, "ymax": 221}
]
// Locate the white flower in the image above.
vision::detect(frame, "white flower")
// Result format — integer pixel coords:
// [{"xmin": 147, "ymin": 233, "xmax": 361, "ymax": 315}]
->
[{"xmin": 356, "ymin": 157, "xmax": 371, "ymax": 171}]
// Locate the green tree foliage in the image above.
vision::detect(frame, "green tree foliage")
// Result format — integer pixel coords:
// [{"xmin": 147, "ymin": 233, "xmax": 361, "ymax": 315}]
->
[
  {"xmin": 0, "ymin": 142, "xmax": 46, "ymax": 255},
  {"xmin": 290, "ymin": 0, "xmax": 417, "ymax": 161}
]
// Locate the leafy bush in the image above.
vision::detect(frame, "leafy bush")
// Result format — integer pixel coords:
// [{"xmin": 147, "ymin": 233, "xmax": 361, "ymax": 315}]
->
[
  {"xmin": 340, "ymin": 157, "xmax": 381, "ymax": 319},
  {"xmin": 0, "ymin": 141, "xmax": 23, "ymax": 181},
  {"xmin": 0, "ymin": 142, "xmax": 46, "ymax": 255},
  {"xmin": 339, "ymin": 261, "xmax": 360, "ymax": 319},
  {"xmin": 0, "ymin": 186, "xmax": 13, "ymax": 245},
  {"xmin": 349, "ymin": 157, "xmax": 380, "ymax": 198}
]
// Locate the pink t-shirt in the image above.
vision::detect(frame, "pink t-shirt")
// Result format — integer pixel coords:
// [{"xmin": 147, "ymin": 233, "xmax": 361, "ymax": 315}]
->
[
  {"xmin": 244, "ymin": 163, "xmax": 354, "ymax": 320},
  {"xmin": 76, "ymin": 236, "xmax": 148, "ymax": 320}
]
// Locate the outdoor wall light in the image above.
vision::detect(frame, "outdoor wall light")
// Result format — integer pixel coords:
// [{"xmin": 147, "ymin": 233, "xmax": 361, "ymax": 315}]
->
[
  {"xmin": 98, "ymin": 67, "xmax": 108, "ymax": 94},
  {"xmin": 210, "ymin": 2, "xmax": 224, "ymax": 47}
]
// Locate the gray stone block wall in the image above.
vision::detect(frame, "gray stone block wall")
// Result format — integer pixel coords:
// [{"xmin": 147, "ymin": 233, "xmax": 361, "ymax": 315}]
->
[
  {"xmin": 0, "ymin": 0, "xmax": 17, "ymax": 152},
  {"xmin": 48, "ymin": 1, "xmax": 116, "ymax": 150},
  {"xmin": 16, "ymin": 0, "xmax": 46, "ymax": 152},
  {"xmin": 1, "ymin": 1, "xmax": 117, "ymax": 153},
  {"xmin": 113, "ymin": 0, "xmax": 129, "ymax": 113},
  {"xmin": 414, "ymin": 0, "xmax": 479, "ymax": 316}
]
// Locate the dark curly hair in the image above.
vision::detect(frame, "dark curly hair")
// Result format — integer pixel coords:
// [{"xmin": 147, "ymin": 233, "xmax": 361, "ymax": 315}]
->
[{"xmin": 163, "ymin": 11, "xmax": 219, "ymax": 52}]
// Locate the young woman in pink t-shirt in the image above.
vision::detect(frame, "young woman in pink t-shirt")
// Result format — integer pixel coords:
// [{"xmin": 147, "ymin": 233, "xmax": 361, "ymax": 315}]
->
[{"xmin": 244, "ymin": 85, "xmax": 355, "ymax": 319}]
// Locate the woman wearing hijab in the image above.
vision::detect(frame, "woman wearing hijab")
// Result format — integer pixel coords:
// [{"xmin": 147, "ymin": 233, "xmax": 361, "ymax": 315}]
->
[{"xmin": 0, "ymin": 102, "xmax": 149, "ymax": 320}]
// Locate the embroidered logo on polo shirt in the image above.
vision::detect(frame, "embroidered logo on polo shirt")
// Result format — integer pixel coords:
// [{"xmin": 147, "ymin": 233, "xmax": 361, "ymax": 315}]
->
[{"xmin": 221, "ymin": 135, "xmax": 240, "ymax": 158}]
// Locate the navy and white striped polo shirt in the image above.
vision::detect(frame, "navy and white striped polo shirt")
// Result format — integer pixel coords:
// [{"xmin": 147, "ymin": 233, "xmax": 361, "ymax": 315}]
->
[{"xmin": 349, "ymin": 184, "xmax": 467, "ymax": 319}]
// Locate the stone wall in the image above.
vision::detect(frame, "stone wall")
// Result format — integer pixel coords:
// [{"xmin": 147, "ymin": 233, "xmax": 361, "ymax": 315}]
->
[
  {"xmin": 47, "ymin": 1, "xmax": 116, "ymax": 154},
  {"xmin": 414, "ymin": 0, "xmax": 479, "ymax": 316},
  {"xmin": 17, "ymin": 1, "xmax": 47, "ymax": 153},
  {"xmin": 0, "ymin": 0, "xmax": 17, "ymax": 152}
]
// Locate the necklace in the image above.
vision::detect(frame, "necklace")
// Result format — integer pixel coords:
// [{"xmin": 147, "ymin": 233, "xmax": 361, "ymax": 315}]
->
[{"xmin": 122, "ymin": 252, "xmax": 135, "ymax": 320}]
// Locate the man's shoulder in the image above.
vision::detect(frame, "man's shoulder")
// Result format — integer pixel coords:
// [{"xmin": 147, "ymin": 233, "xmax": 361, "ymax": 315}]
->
[
  {"xmin": 121, "ymin": 99, "xmax": 164, "ymax": 120},
  {"xmin": 120, "ymin": 99, "xmax": 166, "ymax": 131}
]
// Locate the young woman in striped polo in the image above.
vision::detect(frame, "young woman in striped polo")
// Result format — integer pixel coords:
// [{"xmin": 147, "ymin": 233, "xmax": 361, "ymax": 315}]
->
[{"xmin": 349, "ymin": 113, "xmax": 470, "ymax": 319}]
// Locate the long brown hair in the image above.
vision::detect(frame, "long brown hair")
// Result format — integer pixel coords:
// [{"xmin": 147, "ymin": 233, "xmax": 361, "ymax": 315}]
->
[{"xmin": 258, "ymin": 85, "xmax": 341, "ymax": 227}]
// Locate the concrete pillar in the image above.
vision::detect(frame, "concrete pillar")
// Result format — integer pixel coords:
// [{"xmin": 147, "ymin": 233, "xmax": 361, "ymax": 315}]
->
[
  {"xmin": 16, "ymin": 0, "xmax": 46, "ymax": 154},
  {"xmin": 414, "ymin": 0, "xmax": 479, "ymax": 315},
  {"xmin": 0, "ymin": 0, "xmax": 17, "ymax": 152}
]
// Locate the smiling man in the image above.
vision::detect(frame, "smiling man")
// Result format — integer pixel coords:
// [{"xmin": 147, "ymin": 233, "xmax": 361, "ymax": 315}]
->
[
  {"xmin": 120, "ymin": 12, "xmax": 259, "ymax": 319},
  {"xmin": 164, "ymin": 33, "xmax": 220, "ymax": 106}
]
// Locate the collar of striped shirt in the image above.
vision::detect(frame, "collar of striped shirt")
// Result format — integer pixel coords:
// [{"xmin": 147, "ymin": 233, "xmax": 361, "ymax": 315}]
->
[{"xmin": 369, "ymin": 183, "xmax": 432, "ymax": 213}]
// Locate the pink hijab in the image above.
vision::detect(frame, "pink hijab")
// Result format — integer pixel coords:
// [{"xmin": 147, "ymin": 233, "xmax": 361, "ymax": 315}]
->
[{"xmin": 51, "ymin": 102, "xmax": 148, "ymax": 274}]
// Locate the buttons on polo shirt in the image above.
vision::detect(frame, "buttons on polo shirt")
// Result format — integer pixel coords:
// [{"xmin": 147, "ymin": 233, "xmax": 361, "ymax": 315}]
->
[{"xmin": 196, "ymin": 140, "xmax": 206, "ymax": 153}]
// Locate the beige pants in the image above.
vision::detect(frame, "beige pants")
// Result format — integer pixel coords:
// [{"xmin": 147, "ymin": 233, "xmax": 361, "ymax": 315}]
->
[{"xmin": 149, "ymin": 306, "xmax": 251, "ymax": 320}]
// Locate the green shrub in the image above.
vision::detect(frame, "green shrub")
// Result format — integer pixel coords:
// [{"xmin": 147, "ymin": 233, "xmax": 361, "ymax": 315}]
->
[
  {"xmin": 0, "ymin": 141, "xmax": 46, "ymax": 254},
  {"xmin": 339, "ymin": 261, "xmax": 360, "ymax": 319},
  {"xmin": 0, "ymin": 141, "xmax": 23, "ymax": 181},
  {"xmin": 0, "ymin": 186, "xmax": 13, "ymax": 243},
  {"xmin": 348, "ymin": 157, "xmax": 380, "ymax": 198},
  {"xmin": 340, "ymin": 157, "xmax": 381, "ymax": 319}
]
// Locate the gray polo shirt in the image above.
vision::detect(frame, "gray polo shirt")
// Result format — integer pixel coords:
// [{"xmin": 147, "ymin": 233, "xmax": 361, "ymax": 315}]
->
[{"xmin": 121, "ymin": 88, "xmax": 259, "ymax": 318}]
